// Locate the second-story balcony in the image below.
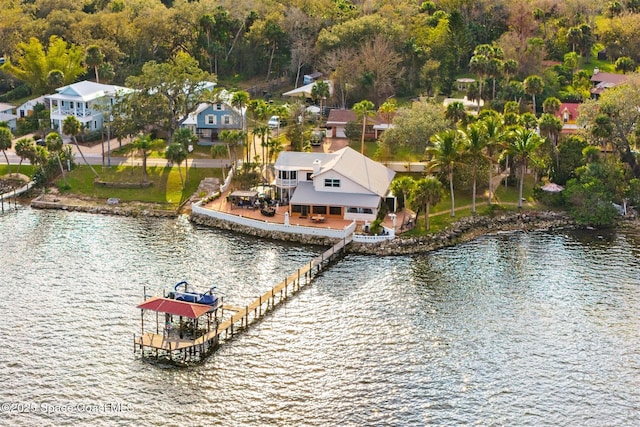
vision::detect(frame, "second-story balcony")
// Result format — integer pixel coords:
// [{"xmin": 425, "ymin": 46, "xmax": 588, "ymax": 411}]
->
[
  {"xmin": 51, "ymin": 109, "xmax": 97, "ymax": 119},
  {"xmin": 275, "ymin": 178, "xmax": 298, "ymax": 188}
]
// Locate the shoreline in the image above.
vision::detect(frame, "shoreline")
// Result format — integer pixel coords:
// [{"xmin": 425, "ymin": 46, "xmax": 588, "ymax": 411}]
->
[{"xmin": 25, "ymin": 192, "xmax": 636, "ymax": 255}]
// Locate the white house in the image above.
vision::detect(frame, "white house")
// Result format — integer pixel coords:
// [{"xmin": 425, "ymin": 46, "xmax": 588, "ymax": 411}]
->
[
  {"xmin": 17, "ymin": 95, "xmax": 48, "ymax": 118},
  {"xmin": 274, "ymin": 146, "xmax": 395, "ymax": 222},
  {"xmin": 0, "ymin": 103, "xmax": 18, "ymax": 131},
  {"xmin": 45, "ymin": 81, "xmax": 132, "ymax": 134}
]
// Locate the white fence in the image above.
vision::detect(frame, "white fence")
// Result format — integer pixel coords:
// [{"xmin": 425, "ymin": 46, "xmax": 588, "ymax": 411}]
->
[
  {"xmin": 192, "ymin": 202, "xmax": 357, "ymax": 240},
  {"xmin": 351, "ymin": 226, "xmax": 395, "ymax": 243}
]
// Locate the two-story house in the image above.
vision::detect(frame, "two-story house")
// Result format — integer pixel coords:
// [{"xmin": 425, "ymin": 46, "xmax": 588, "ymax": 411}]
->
[
  {"xmin": 182, "ymin": 99, "xmax": 243, "ymax": 143},
  {"xmin": 274, "ymin": 146, "xmax": 395, "ymax": 222},
  {"xmin": 45, "ymin": 80, "xmax": 132, "ymax": 134},
  {"xmin": 0, "ymin": 103, "xmax": 18, "ymax": 131}
]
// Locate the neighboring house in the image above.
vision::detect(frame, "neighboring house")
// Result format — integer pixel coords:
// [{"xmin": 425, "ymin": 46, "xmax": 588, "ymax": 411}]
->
[
  {"xmin": 17, "ymin": 95, "xmax": 48, "ymax": 118},
  {"xmin": 45, "ymin": 80, "xmax": 132, "ymax": 134},
  {"xmin": 590, "ymin": 69, "xmax": 627, "ymax": 98},
  {"xmin": 325, "ymin": 109, "xmax": 388, "ymax": 139},
  {"xmin": 182, "ymin": 99, "xmax": 243, "ymax": 144},
  {"xmin": 555, "ymin": 102, "xmax": 581, "ymax": 133},
  {"xmin": 0, "ymin": 103, "xmax": 18, "ymax": 131},
  {"xmin": 274, "ymin": 146, "xmax": 396, "ymax": 223}
]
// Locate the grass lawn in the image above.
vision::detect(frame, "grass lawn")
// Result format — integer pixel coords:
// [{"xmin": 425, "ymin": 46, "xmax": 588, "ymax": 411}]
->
[
  {"xmin": 403, "ymin": 174, "xmax": 538, "ymax": 235},
  {"xmin": 348, "ymin": 139, "xmax": 379, "ymax": 157},
  {"xmin": 0, "ymin": 165, "xmax": 36, "ymax": 177},
  {"xmin": 58, "ymin": 165, "xmax": 223, "ymax": 209}
]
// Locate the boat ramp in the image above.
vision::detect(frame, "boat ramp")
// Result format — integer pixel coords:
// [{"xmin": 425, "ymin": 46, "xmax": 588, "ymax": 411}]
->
[{"xmin": 134, "ymin": 236, "xmax": 351, "ymax": 363}]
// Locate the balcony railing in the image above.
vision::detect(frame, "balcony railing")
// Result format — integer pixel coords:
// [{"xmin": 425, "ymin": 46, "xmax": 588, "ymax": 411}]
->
[{"xmin": 275, "ymin": 178, "xmax": 298, "ymax": 188}]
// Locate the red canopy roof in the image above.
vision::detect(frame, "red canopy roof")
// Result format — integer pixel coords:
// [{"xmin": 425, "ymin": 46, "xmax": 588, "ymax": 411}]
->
[{"xmin": 137, "ymin": 296, "xmax": 213, "ymax": 319}]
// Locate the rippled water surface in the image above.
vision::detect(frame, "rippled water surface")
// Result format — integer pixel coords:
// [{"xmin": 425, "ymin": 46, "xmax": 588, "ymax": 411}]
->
[{"xmin": 1, "ymin": 207, "xmax": 639, "ymax": 426}]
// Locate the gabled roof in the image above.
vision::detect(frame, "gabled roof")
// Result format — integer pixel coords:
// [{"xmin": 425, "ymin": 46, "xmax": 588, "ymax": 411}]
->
[
  {"xmin": 49, "ymin": 81, "xmax": 132, "ymax": 101},
  {"xmin": 590, "ymin": 71, "xmax": 627, "ymax": 84},
  {"xmin": 0, "ymin": 102, "xmax": 15, "ymax": 113},
  {"xmin": 290, "ymin": 181, "xmax": 381, "ymax": 208},
  {"xmin": 556, "ymin": 103, "xmax": 580, "ymax": 120},
  {"xmin": 275, "ymin": 146, "xmax": 395, "ymax": 197}
]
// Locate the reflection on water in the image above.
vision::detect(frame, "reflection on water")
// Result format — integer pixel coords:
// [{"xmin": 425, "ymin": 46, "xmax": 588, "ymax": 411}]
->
[{"xmin": 0, "ymin": 208, "xmax": 638, "ymax": 426}]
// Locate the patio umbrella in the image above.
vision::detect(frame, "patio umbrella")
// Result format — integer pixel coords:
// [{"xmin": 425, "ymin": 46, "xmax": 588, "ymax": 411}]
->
[{"xmin": 541, "ymin": 182, "xmax": 564, "ymax": 192}]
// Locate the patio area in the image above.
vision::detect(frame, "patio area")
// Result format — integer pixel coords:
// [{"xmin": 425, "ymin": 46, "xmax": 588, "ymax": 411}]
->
[{"xmin": 202, "ymin": 190, "xmax": 404, "ymax": 234}]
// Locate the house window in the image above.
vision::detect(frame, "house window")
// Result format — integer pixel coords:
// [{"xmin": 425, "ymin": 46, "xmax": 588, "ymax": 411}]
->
[
  {"xmin": 69, "ymin": 102, "xmax": 74, "ymax": 109},
  {"xmin": 215, "ymin": 103, "xmax": 223, "ymax": 110},
  {"xmin": 278, "ymin": 170, "xmax": 297, "ymax": 180},
  {"xmin": 306, "ymin": 172, "xmax": 313, "ymax": 181},
  {"xmin": 206, "ymin": 115, "xmax": 216, "ymax": 125},
  {"xmin": 347, "ymin": 207, "xmax": 373, "ymax": 214},
  {"xmin": 312, "ymin": 206, "xmax": 327, "ymax": 214},
  {"xmin": 324, "ymin": 179, "xmax": 340, "ymax": 188},
  {"xmin": 291, "ymin": 205, "xmax": 303, "ymax": 213},
  {"xmin": 329, "ymin": 206, "xmax": 342, "ymax": 215},
  {"xmin": 222, "ymin": 115, "xmax": 232, "ymax": 125},
  {"xmin": 563, "ymin": 112, "xmax": 569, "ymax": 123}
]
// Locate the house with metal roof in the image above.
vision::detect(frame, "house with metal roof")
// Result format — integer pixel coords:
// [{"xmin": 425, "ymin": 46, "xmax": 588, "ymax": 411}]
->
[
  {"xmin": 0, "ymin": 103, "xmax": 18, "ymax": 131},
  {"xmin": 45, "ymin": 80, "xmax": 132, "ymax": 134},
  {"xmin": 181, "ymin": 99, "xmax": 243, "ymax": 144},
  {"xmin": 590, "ymin": 69, "xmax": 627, "ymax": 98},
  {"xmin": 274, "ymin": 146, "xmax": 395, "ymax": 222}
]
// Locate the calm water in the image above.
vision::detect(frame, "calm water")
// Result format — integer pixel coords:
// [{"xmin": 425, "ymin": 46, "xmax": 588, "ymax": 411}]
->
[{"xmin": 0, "ymin": 207, "xmax": 639, "ymax": 426}]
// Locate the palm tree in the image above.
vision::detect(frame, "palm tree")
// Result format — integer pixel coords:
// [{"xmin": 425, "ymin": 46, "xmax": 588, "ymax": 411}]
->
[
  {"xmin": 0, "ymin": 126, "xmax": 13, "ymax": 174},
  {"xmin": 63, "ymin": 115, "xmax": 99, "ymax": 177},
  {"xmin": 411, "ymin": 176, "xmax": 444, "ymax": 230},
  {"xmin": 507, "ymin": 127, "xmax": 543, "ymax": 208},
  {"xmin": 482, "ymin": 114, "xmax": 503, "ymax": 205},
  {"xmin": 542, "ymin": 97, "xmax": 562, "ymax": 115},
  {"xmin": 615, "ymin": 56, "xmax": 636, "ymax": 74},
  {"xmin": 390, "ymin": 176, "xmax": 415, "ymax": 227},
  {"xmin": 165, "ymin": 142, "xmax": 187, "ymax": 189},
  {"xmin": 538, "ymin": 113, "xmax": 563, "ymax": 170},
  {"xmin": 220, "ymin": 129, "xmax": 237, "ymax": 166},
  {"xmin": 45, "ymin": 132, "xmax": 68, "ymax": 186},
  {"xmin": 14, "ymin": 138, "xmax": 35, "ymax": 176},
  {"xmin": 352, "ymin": 99, "xmax": 375, "ymax": 155},
  {"xmin": 427, "ymin": 129, "xmax": 465, "ymax": 217},
  {"xmin": 85, "ymin": 45, "xmax": 104, "ymax": 83},
  {"xmin": 523, "ymin": 75, "xmax": 544, "ymax": 116},
  {"xmin": 131, "ymin": 134, "xmax": 156, "ymax": 183},
  {"xmin": 445, "ymin": 101, "xmax": 468, "ymax": 125},
  {"xmin": 378, "ymin": 100, "xmax": 397, "ymax": 132},
  {"xmin": 231, "ymin": 91, "xmax": 250, "ymax": 160},
  {"xmin": 311, "ymin": 80, "xmax": 330, "ymax": 119},
  {"xmin": 462, "ymin": 123, "xmax": 487, "ymax": 214},
  {"xmin": 173, "ymin": 127, "xmax": 198, "ymax": 182},
  {"xmin": 253, "ymin": 124, "xmax": 270, "ymax": 168}
]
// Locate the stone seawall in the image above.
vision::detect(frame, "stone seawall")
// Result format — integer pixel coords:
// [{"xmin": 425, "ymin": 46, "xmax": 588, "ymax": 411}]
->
[
  {"xmin": 349, "ymin": 211, "xmax": 577, "ymax": 255},
  {"xmin": 189, "ymin": 212, "xmax": 340, "ymax": 247},
  {"xmin": 191, "ymin": 210, "xmax": 579, "ymax": 255},
  {"xmin": 30, "ymin": 195, "xmax": 177, "ymax": 218}
]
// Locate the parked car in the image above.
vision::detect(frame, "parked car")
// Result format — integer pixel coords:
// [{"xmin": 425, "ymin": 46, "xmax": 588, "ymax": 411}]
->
[
  {"xmin": 310, "ymin": 130, "xmax": 324, "ymax": 146},
  {"xmin": 35, "ymin": 138, "xmax": 45, "ymax": 146},
  {"xmin": 268, "ymin": 116, "xmax": 280, "ymax": 129}
]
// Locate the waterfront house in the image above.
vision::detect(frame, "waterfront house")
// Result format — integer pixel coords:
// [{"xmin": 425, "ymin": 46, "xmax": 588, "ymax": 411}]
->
[
  {"xmin": 274, "ymin": 146, "xmax": 395, "ymax": 223},
  {"xmin": 0, "ymin": 103, "xmax": 18, "ymax": 131},
  {"xmin": 45, "ymin": 80, "xmax": 132, "ymax": 134}
]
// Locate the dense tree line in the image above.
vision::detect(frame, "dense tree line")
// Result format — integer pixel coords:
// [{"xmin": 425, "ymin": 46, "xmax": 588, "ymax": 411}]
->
[{"xmin": 2, "ymin": 0, "xmax": 638, "ymax": 106}]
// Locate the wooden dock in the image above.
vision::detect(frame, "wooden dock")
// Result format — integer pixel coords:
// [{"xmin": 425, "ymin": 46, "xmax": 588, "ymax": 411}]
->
[{"xmin": 134, "ymin": 236, "xmax": 352, "ymax": 363}]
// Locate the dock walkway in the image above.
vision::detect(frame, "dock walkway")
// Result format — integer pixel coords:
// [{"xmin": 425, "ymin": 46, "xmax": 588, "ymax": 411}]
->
[{"xmin": 135, "ymin": 236, "xmax": 352, "ymax": 362}]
